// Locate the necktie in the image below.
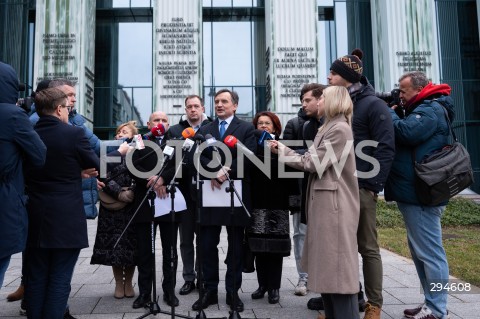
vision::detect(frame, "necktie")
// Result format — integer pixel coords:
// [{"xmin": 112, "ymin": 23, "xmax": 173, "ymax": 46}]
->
[{"xmin": 219, "ymin": 120, "xmax": 227, "ymax": 138}]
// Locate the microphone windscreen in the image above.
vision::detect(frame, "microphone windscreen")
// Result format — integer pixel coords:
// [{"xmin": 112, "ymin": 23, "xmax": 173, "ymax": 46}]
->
[
  {"xmin": 181, "ymin": 127, "xmax": 195, "ymax": 139},
  {"xmin": 150, "ymin": 123, "xmax": 165, "ymax": 137},
  {"xmin": 224, "ymin": 135, "xmax": 237, "ymax": 148},
  {"xmin": 205, "ymin": 133, "xmax": 213, "ymax": 140},
  {"xmin": 193, "ymin": 133, "xmax": 205, "ymax": 142},
  {"xmin": 18, "ymin": 83, "xmax": 26, "ymax": 92}
]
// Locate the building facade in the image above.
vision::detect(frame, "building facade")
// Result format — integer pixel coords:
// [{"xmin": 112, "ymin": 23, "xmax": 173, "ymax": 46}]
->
[{"xmin": 1, "ymin": 0, "xmax": 479, "ymax": 192}]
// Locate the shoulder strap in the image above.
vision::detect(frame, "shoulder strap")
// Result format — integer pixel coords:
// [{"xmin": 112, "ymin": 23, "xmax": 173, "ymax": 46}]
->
[{"xmin": 412, "ymin": 101, "xmax": 456, "ymax": 163}]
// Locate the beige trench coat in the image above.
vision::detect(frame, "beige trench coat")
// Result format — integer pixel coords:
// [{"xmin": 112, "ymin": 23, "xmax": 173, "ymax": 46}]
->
[{"xmin": 279, "ymin": 115, "xmax": 360, "ymax": 294}]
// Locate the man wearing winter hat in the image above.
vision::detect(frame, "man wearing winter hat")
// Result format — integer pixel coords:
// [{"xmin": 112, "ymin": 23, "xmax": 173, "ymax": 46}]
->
[{"xmin": 326, "ymin": 49, "xmax": 395, "ymax": 319}]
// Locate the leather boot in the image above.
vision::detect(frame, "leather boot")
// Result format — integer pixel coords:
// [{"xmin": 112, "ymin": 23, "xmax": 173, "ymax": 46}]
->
[
  {"xmin": 7, "ymin": 283, "xmax": 24, "ymax": 302},
  {"xmin": 124, "ymin": 266, "xmax": 135, "ymax": 298},
  {"xmin": 112, "ymin": 266, "xmax": 125, "ymax": 299}
]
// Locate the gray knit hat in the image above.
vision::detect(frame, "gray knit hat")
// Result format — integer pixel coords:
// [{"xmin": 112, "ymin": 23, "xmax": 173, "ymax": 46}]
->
[{"xmin": 330, "ymin": 48, "xmax": 363, "ymax": 83}]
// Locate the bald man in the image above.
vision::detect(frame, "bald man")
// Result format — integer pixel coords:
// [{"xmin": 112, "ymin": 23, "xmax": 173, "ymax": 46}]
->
[{"xmin": 131, "ymin": 111, "xmax": 182, "ymax": 309}]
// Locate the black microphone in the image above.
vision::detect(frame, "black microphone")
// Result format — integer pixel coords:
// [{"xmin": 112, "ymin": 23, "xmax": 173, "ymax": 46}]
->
[
  {"xmin": 254, "ymin": 129, "xmax": 274, "ymax": 145},
  {"xmin": 193, "ymin": 133, "xmax": 205, "ymax": 142}
]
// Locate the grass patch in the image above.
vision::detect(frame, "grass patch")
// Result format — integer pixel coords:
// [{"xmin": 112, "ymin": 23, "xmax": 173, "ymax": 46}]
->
[{"xmin": 377, "ymin": 197, "xmax": 480, "ymax": 287}]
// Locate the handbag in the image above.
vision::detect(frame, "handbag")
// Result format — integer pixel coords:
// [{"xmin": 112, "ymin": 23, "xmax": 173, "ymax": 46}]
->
[
  {"xmin": 98, "ymin": 187, "xmax": 134, "ymax": 211},
  {"xmin": 413, "ymin": 105, "xmax": 474, "ymax": 206}
]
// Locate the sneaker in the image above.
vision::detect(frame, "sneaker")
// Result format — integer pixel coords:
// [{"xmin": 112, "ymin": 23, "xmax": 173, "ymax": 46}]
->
[
  {"xmin": 363, "ymin": 302, "xmax": 381, "ymax": 319},
  {"xmin": 294, "ymin": 278, "xmax": 307, "ymax": 296},
  {"xmin": 411, "ymin": 305, "xmax": 439, "ymax": 319},
  {"xmin": 404, "ymin": 304, "xmax": 424, "ymax": 318}
]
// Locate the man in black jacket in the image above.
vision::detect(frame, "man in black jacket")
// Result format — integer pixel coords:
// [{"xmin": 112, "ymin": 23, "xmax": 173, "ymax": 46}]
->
[
  {"xmin": 167, "ymin": 95, "xmax": 211, "ymax": 295},
  {"xmin": 327, "ymin": 49, "xmax": 395, "ymax": 319}
]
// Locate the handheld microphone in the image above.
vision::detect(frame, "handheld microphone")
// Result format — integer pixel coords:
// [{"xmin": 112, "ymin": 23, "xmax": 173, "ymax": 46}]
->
[
  {"xmin": 193, "ymin": 133, "xmax": 205, "ymax": 142},
  {"xmin": 224, "ymin": 135, "xmax": 254, "ymax": 156},
  {"xmin": 143, "ymin": 123, "xmax": 166, "ymax": 140},
  {"xmin": 181, "ymin": 127, "xmax": 195, "ymax": 139},
  {"xmin": 254, "ymin": 129, "xmax": 274, "ymax": 145},
  {"xmin": 205, "ymin": 134, "xmax": 219, "ymax": 152},
  {"xmin": 120, "ymin": 135, "xmax": 145, "ymax": 150}
]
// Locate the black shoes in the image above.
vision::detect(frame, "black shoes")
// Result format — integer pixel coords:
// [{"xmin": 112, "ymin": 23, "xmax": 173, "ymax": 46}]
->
[
  {"xmin": 226, "ymin": 292, "xmax": 244, "ymax": 312},
  {"xmin": 179, "ymin": 281, "xmax": 195, "ymax": 295},
  {"xmin": 163, "ymin": 291, "xmax": 179, "ymax": 307},
  {"xmin": 192, "ymin": 290, "xmax": 218, "ymax": 310},
  {"xmin": 307, "ymin": 296, "xmax": 324, "ymax": 310},
  {"xmin": 251, "ymin": 286, "xmax": 267, "ymax": 299},
  {"xmin": 132, "ymin": 293, "xmax": 151, "ymax": 309},
  {"xmin": 268, "ymin": 289, "xmax": 279, "ymax": 304}
]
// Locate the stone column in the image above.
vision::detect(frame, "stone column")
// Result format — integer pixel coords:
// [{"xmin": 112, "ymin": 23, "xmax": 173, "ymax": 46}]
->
[
  {"xmin": 371, "ymin": 0, "xmax": 440, "ymax": 91},
  {"xmin": 33, "ymin": 0, "xmax": 96, "ymax": 126},
  {"xmin": 264, "ymin": 0, "xmax": 318, "ymax": 127},
  {"xmin": 153, "ymin": 0, "xmax": 202, "ymax": 125}
]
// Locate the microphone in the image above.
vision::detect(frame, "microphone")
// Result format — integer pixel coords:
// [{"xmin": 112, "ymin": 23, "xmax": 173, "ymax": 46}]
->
[
  {"xmin": 181, "ymin": 127, "xmax": 195, "ymax": 139},
  {"xmin": 119, "ymin": 135, "xmax": 145, "ymax": 150},
  {"xmin": 254, "ymin": 129, "xmax": 274, "ymax": 145},
  {"xmin": 205, "ymin": 134, "xmax": 219, "ymax": 152},
  {"xmin": 143, "ymin": 123, "xmax": 166, "ymax": 140},
  {"xmin": 193, "ymin": 133, "xmax": 205, "ymax": 142},
  {"xmin": 224, "ymin": 135, "xmax": 254, "ymax": 156}
]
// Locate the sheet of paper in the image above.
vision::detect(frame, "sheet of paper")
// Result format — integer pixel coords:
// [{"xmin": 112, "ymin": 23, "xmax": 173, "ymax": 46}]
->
[
  {"xmin": 154, "ymin": 187, "xmax": 187, "ymax": 217},
  {"xmin": 202, "ymin": 180, "xmax": 242, "ymax": 207}
]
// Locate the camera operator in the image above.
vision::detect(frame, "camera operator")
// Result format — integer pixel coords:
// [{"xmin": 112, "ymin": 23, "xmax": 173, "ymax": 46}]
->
[{"xmin": 375, "ymin": 88, "xmax": 404, "ymax": 118}]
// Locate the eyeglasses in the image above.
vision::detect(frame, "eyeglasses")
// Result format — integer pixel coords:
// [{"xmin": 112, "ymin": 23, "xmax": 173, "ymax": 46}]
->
[
  {"xmin": 61, "ymin": 105, "xmax": 72, "ymax": 113},
  {"xmin": 257, "ymin": 121, "xmax": 272, "ymax": 126}
]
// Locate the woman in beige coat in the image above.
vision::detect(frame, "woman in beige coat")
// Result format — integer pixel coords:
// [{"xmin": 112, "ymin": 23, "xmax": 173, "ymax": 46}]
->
[{"xmin": 270, "ymin": 86, "xmax": 360, "ymax": 319}]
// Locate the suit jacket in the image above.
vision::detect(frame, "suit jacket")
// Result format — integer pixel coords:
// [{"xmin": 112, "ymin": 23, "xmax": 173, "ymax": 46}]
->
[
  {"xmin": 26, "ymin": 116, "xmax": 99, "ymax": 249},
  {"xmin": 196, "ymin": 116, "xmax": 256, "ymax": 226}
]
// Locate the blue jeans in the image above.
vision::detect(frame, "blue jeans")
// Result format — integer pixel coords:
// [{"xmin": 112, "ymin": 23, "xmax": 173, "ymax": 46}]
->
[
  {"xmin": 24, "ymin": 247, "xmax": 80, "ymax": 319},
  {"xmin": 292, "ymin": 213, "xmax": 307, "ymax": 280},
  {"xmin": 0, "ymin": 255, "xmax": 11, "ymax": 288},
  {"xmin": 397, "ymin": 202, "xmax": 449, "ymax": 319}
]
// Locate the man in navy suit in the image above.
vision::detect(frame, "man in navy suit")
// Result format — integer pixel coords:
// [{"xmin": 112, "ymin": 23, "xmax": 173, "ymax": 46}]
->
[
  {"xmin": 191, "ymin": 89, "xmax": 256, "ymax": 312},
  {"xmin": 24, "ymin": 87, "xmax": 99, "ymax": 319}
]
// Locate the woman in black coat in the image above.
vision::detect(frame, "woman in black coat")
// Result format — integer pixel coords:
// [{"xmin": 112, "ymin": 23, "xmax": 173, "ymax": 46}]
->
[
  {"xmin": 248, "ymin": 111, "xmax": 295, "ymax": 304},
  {"xmin": 91, "ymin": 121, "xmax": 138, "ymax": 299}
]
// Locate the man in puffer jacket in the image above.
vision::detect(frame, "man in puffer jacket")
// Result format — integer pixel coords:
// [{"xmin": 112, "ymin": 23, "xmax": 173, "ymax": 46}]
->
[{"xmin": 385, "ymin": 71, "xmax": 453, "ymax": 319}]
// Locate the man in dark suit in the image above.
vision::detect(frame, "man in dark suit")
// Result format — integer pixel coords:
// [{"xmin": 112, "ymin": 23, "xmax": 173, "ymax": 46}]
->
[
  {"xmin": 24, "ymin": 87, "xmax": 99, "ymax": 318},
  {"xmin": 191, "ymin": 89, "xmax": 256, "ymax": 312},
  {"xmin": 131, "ymin": 111, "xmax": 181, "ymax": 309},
  {"xmin": 166, "ymin": 95, "xmax": 211, "ymax": 295}
]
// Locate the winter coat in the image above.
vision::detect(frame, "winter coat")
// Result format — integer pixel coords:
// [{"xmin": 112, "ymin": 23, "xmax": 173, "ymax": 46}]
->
[
  {"xmin": 31, "ymin": 108, "xmax": 100, "ymax": 219},
  {"xmin": 350, "ymin": 76, "xmax": 395, "ymax": 193},
  {"xmin": 279, "ymin": 115, "xmax": 360, "ymax": 294},
  {"xmin": 0, "ymin": 62, "xmax": 46, "ymax": 259},
  {"xmin": 385, "ymin": 83, "xmax": 454, "ymax": 205},
  {"xmin": 247, "ymin": 142, "xmax": 294, "ymax": 256}
]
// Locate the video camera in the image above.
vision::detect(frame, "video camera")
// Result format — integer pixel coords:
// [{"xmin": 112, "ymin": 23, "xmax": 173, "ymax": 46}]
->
[{"xmin": 376, "ymin": 88, "xmax": 404, "ymax": 118}]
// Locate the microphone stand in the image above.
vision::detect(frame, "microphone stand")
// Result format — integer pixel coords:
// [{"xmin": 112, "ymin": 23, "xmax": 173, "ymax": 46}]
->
[
  {"xmin": 113, "ymin": 151, "xmax": 191, "ymax": 319},
  {"xmin": 210, "ymin": 151, "xmax": 252, "ymax": 319}
]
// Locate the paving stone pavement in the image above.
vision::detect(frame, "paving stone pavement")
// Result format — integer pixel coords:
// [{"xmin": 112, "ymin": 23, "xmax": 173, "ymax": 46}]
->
[{"xmin": 1, "ymin": 216, "xmax": 479, "ymax": 319}]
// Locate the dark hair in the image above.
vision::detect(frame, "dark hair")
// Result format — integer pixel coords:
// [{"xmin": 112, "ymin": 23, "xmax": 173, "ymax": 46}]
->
[
  {"xmin": 34, "ymin": 87, "xmax": 67, "ymax": 116},
  {"xmin": 48, "ymin": 78, "xmax": 76, "ymax": 88},
  {"xmin": 215, "ymin": 89, "xmax": 239, "ymax": 105},
  {"xmin": 184, "ymin": 94, "xmax": 204, "ymax": 106},
  {"xmin": 252, "ymin": 111, "xmax": 282, "ymax": 139},
  {"xmin": 300, "ymin": 83, "xmax": 327, "ymax": 101}
]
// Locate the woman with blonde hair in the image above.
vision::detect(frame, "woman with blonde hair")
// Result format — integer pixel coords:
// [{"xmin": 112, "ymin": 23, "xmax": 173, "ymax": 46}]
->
[
  {"xmin": 91, "ymin": 121, "xmax": 139, "ymax": 299},
  {"xmin": 270, "ymin": 86, "xmax": 360, "ymax": 319}
]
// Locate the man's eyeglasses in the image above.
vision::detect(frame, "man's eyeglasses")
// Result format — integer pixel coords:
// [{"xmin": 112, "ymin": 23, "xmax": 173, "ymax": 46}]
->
[{"xmin": 62, "ymin": 105, "xmax": 72, "ymax": 113}]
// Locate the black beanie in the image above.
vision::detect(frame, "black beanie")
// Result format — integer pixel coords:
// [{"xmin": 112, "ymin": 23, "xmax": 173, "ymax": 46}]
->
[{"xmin": 330, "ymin": 48, "xmax": 363, "ymax": 83}]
